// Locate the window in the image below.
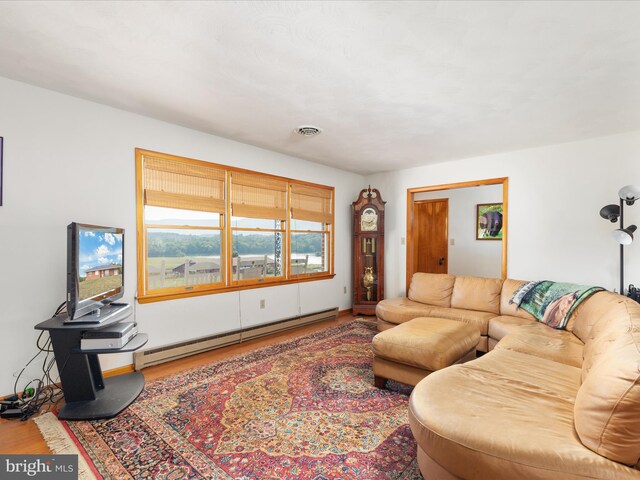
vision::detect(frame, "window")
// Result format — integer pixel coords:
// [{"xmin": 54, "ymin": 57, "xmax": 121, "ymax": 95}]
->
[
  {"xmin": 139, "ymin": 153, "xmax": 226, "ymax": 296},
  {"xmin": 290, "ymin": 184, "xmax": 332, "ymax": 276},
  {"xmin": 136, "ymin": 149, "xmax": 334, "ymax": 302},
  {"xmin": 230, "ymin": 172, "xmax": 287, "ymax": 283}
]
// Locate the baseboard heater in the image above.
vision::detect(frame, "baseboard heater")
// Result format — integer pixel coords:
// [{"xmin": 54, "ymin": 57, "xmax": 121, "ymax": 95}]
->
[{"xmin": 133, "ymin": 307, "xmax": 338, "ymax": 370}]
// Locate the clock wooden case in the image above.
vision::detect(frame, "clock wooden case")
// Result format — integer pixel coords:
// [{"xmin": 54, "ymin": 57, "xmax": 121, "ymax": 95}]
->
[{"xmin": 352, "ymin": 187, "xmax": 385, "ymax": 315}]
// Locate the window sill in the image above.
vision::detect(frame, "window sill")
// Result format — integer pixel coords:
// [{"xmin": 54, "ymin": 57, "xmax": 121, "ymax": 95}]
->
[{"xmin": 137, "ymin": 273, "xmax": 336, "ymax": 304}]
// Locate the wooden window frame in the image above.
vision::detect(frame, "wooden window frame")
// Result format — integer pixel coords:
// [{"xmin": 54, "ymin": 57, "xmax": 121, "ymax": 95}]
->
[
  {"xmin": 289, "ymin": 224, "xmax": 332, "ymax": 278},
  {"xmin": 288, "ymin": 183, "xmax": 333, "ymax": 278},
  {"xmin": 136, "ymin": 149, "xmax": 335, "ymax": 304}
]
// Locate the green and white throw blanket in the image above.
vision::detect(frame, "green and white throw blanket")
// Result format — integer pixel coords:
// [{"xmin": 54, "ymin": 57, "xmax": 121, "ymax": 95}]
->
[{"xmin": 510, "ymin": 281, "xmax": 604, "ymax": 330}]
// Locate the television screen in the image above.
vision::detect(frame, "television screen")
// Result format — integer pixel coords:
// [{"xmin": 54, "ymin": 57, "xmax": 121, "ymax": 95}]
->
[
  {"xmin": 77, "ymin": 226, "xmax": 123, "ymax": 301},
  {"xmin": 67, "ymin": 223, "xmax": 124, "ymax": 320}
]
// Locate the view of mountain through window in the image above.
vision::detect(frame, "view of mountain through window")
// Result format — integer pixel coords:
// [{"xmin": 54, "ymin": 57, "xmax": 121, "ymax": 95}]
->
[{"xmin": 137, "ymin": 150, "xmax": 334, "ymax": 301}]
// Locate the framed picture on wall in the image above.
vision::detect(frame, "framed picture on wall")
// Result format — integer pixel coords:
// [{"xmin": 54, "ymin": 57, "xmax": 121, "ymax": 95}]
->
[
  {"xmin": 476, "ymin": 203, "xmax": 503, "ymax": 240},
  {"xmin": 0, "ymin": 136, "xmax": 3, "ymax": 206}
]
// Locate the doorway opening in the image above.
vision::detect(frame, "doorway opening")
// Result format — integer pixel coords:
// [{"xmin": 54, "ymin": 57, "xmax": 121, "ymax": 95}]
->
[{"xmin": 406, "ymin": 177, "xmax": 508, "ymax": 292}]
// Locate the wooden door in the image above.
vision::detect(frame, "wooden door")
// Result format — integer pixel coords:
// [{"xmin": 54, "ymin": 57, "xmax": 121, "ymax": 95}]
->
[{"xmin": 413, "ymin": 199, "xmax": 448, "ymax": 275}]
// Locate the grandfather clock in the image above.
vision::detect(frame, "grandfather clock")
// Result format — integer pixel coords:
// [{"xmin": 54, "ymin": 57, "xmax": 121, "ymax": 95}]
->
[{"xmin": 352, "ymin": 186, "xmax": 385, "ymax": 315}]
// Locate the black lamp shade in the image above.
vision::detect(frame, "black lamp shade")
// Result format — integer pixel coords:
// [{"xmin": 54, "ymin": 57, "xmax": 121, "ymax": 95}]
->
[
  {"xmin": 612, "ymin": 225, "xmax": 637, "ymax": 245},
  {"xmin": 600, "ymin": 204, "xmax": 620, "ymax": 222}
]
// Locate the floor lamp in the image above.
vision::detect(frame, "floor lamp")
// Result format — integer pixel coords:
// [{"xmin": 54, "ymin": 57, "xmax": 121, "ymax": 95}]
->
[{"xmin": 599, "ymin": 185, "xmax": 640, "ymax": 295}]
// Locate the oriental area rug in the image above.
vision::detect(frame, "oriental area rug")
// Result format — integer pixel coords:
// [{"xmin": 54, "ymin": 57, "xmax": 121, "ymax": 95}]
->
[{"xmin": 37, "ymin": 319, "xmax": 421, "ymax": 479}]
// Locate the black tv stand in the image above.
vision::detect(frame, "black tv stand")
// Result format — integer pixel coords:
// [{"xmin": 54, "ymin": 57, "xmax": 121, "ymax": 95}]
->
[{"xmin": 35, "ymin": 305, "xmax": 148, "ymax": 420}]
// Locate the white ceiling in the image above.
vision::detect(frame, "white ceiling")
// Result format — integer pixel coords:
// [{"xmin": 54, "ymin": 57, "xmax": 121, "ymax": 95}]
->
[{"xmin": 1, "ymin": 1, "xmax": 639, "ymax": 174}]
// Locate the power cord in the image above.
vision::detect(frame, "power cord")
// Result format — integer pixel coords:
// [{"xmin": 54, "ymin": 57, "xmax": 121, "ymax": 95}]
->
[{"xmin": 3, "ymin": 301, "xmax": 67, "ymax": 420}]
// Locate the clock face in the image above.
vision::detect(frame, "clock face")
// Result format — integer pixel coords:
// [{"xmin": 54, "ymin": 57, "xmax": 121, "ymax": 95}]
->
[{"xmin": 361, "ymin": 208, "xmax": 378, "ymax": 231}]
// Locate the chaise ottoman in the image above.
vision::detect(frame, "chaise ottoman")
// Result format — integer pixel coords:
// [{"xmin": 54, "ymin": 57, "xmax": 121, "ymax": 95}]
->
[{"xmin": 372, "ymin": 317, "xmax": 480, "ymax": 387}]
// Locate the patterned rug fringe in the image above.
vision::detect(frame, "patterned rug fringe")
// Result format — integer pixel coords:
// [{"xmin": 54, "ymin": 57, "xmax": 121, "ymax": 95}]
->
[{"xmin": 34, "ymin": 412, "xmax": 97, "ymax": 480}]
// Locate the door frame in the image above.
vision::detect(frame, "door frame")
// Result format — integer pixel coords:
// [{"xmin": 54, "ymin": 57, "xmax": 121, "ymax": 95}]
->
[
  {"xmin": 406, "ymin": 177, "xmax": 508, "ymax": 293},
  {"xmin": 412, "ymin": 198, "xmax": 449, "ymax": 276}
]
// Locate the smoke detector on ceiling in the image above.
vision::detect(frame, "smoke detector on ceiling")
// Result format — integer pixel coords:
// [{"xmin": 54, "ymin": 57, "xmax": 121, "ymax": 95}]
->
[{"xmin": 295, "ymin": 125, "xmax": 322, "ymax": 137}]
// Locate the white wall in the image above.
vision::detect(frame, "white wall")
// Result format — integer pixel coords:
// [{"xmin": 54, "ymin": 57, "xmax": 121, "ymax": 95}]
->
[
  {"xmin": 366, "ymin": 130, "xmax": 640, "ymax": 298},
  {"xmin": 3, "ymin": 73, "xmax": 639, "ymax": 396},
  {"xmin": 0, "ymin": 77, "xmax": 364, "ymax": 394},
  {"xmin": 414, "ymin": 184, "xmax": 503, "ymax": 278}
]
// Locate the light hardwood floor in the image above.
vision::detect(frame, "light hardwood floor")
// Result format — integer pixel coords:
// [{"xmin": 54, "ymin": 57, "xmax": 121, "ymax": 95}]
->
[{"xmin": 0, "ymin": 314, "xmax": 359, "ymax": 455}]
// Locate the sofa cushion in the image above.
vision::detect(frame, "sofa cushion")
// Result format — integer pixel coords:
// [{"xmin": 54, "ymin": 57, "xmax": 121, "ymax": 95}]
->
[
  {"xmin": 581, "ymin": 295, "xmax": 638, "ymax": 380},
  {"xmin": 408, "ymin": 273, "xmax": 456, "ymax": 307},
  {"xmin": 451, "ymin": 275, "xmax": 503, "ymax": 314},
  {"xmin": 575, "ymin": 298, "xmax": 640, "ymax": 466},
  {"xmin": 570, "ymin": 291, "xmax": 625, "ymax": 342},
  {"xmin": 494, "ymin": 325, "xmax": 584, "ymax": 368},
  {"xmin": 428, "ymin": 306, "xmax": 494, "ymax": 335},
  {"xmin": 375, "ymin": 297, "xmax": 434, "ymax": 325},
  {"xmin": 499, "ymin": 279, "xmax": 536, "ymax": 320},
  {"xmin": 488, "ymin": 315, "xmax": 537, "ymax": 341},
  {"xmin": 409, "ymin": 349, "xmax": 640, "ymax": 479}
]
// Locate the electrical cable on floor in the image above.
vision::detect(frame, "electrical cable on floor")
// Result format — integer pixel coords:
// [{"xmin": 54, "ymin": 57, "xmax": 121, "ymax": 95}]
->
[{"xmin": 4, "ymin": 301, "xmax": 67, "ymax": 421}]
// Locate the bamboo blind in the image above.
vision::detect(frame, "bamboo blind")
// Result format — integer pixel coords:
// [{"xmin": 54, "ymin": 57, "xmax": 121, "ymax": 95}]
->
[
  {"xmin": 231, "ymin": 172, "xmax": 288, "ymax": 220},
  {"xmin": 143, "ymin": 155, "xmax": 226, "ymax": 213},
  {"xmin": 290, "ymin": 184, "xmax": 333, "ymax": 224}
]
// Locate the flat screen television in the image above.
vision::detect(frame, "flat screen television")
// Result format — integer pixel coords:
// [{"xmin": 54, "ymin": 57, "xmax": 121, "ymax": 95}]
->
[{"xmin": 67, "ymin": 222, "xmax": 125, "ymax": 320}]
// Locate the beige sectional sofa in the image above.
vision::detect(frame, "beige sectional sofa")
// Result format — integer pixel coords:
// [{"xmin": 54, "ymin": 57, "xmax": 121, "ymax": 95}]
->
[
  {"xmin": 376, "ymin": 273, "xmax": 640, "ymax": 479},
  {"xmin": 376, "ymin": 273, "xmax": 540, "ymax": 353}
]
